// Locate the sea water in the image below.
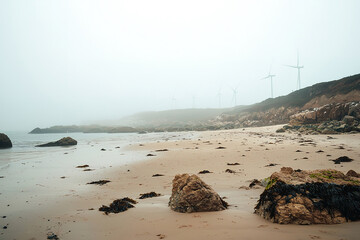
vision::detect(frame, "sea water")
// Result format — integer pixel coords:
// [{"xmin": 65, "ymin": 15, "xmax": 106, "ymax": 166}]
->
[
  {"xmin": 0, "ymin": 130, "xmax": 197, "ymax": 208},
  {"xmin": 0, "ymin": 131, "xmax": 197, "ymax": 167}
]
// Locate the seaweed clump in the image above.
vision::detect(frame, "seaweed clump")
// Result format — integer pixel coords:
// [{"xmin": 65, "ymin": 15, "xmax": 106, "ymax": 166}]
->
[
  {"xmin": 255, "ymin": 182, "xmax": 360, "ymax": 224},
  {"xmin": 99, "ymin": 197, "xmax": 137, "ymax": 214},
  {"xmin": 139, "ymin": 192, "xmax": 161, "ymax": 199}
]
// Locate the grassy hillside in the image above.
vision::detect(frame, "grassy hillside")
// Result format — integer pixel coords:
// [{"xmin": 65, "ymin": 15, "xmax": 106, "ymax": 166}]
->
[
  {"xmin": 118, "ymin": 107, "xmax": 240, "ymax": 127},
  {"xmin": 229, "ymin": 73, "xmax": 360, "ymax": 114}
]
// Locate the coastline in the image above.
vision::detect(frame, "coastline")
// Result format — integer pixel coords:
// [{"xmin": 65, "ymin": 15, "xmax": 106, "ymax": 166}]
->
[{"xmin": 1, "ymin": 125, "xmax": 360, "ymax": 239}]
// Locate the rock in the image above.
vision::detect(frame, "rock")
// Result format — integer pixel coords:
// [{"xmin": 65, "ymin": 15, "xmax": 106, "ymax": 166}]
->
[
  {"xmin": 249, "ymin": 179, "xmax": 262, "ymax": 188},
  {"xmin": 168, "ymin": 174, "xmax": 228, "ymax": 213},
  {"xmin": 342, "ymin": 115, "xmax": 356, "ymax": 125},
  {"xmin": 36, "ymin": 137, "xmax": 77, "ymax": 147},
  {"xmin": 289, "ymin": 102, "xmax": 360, "ymax": 127},
  {"xmin": 321, "ymin": 128, "xmax": 337, "ymax": 134},
  {"xmin": 279, "ymin": 167, "xmax": 294, "ymax": 175},
  {"xmin": 276, "ymin": 127, "xmax": 285, "ymax": 133},
  {"xmin": 255, "ymin": 168, "xmax": 360, "ymax": 224},
  {"xmin": 0, "ymin": 133, "xmax": 12, "ymax": 149},
  {"xmin": 255, "ymin": 182, "xmax": 360, "ymax": 224},
  {"xmin": 346, "ymin": 170, "xmax": 360, "ymax": 178},
  {"xmin": 269, "ymin": 167, "xmax": 358, "ymax": 186},
  {"xmin": 47, "ymin": 232, "xmax": 59, "ymax": 240},
  {"xmin": 348, "ymin": 102, "xmax": 360, "ymax": 119}
]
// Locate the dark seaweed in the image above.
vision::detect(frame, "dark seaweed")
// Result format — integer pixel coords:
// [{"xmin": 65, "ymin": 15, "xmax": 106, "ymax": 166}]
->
[
  {"xmin": 139, "ymin": 192, "xmax": 161, "ymax": 199},
  {"xmin": 198, "ymin": 170, "xmax": 212, "ymax": 174},
  {"xmin": 265, "ymin": 163, "xmax": 278, "ymax": 167},
  {"xmin": 332, "ymin": 156, "xmax": 353, "ymax": 164},
  {"xmin": 99, "ymin": 197, "xmax": 137, "ymax": 214},
  {"xmin": 87, "ymin": 180, "xmax": 111, "ymax": 185},
  {"xmin": 227, "ymin": 163, "xmax": 240, "ymax": 166},
  {"xmin": 155, "ymin": 149, "xmax": 168, "ymax": 152},
  {"xmin": 152, "ymin": 174, "xmax": 164, "ymax": 177},
  {"xmin": 255, "ymin": 182, "xmax": 360, "ymax": 221}
]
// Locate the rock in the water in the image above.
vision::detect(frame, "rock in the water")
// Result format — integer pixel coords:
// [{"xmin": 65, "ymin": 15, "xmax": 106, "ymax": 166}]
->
[
  {"xmin": 169, "ymin": 174, "xmax": 228, "ymax": 213},
  {"xmin": 0, "ymin": 133, "xmax": 12, "ymax": 149},
  {"xmin": 36, "ymin": 137, "xmax": 77, "ymax": 147},
  {"xmin": 255, "ymin": 167, "xmax": 360, "ymax": 224}
]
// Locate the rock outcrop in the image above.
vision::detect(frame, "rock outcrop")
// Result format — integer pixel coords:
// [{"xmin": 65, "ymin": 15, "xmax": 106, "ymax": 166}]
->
[
  {"xmin": 277, "ymin": 102, "xmax": 360, "ymax": 134},
  {"xmin": 255, "ymin": 167, "xmax": 360, "ymax": 224},
  {"xmin": 289, "ymin": 102, "xmax": 359, "ymax": 125},
  {"xmin": 0, "ymin": 133, "xmax": 12, "ymax": 149},
  {"xmin": 169, "ymin": 174, "xmax": 228, "ymax": 213},
  {"xmin": 36, "ymin": 137, "xmax": 77, "ymax": 147}
]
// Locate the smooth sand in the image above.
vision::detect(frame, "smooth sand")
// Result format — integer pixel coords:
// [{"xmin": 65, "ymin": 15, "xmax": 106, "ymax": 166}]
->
[{"xmin": 1, "ymin": 125, "xmax": 360, "ymax": 240}]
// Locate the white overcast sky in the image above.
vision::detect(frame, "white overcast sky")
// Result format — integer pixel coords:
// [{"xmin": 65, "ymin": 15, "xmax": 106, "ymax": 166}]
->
[{"xmin": 1, "ymin": 0, "xmax": 359, "ymax": 130}]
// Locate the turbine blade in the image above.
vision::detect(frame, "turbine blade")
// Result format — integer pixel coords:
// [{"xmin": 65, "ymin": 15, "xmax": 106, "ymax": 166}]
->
[{"xmin": 284, "ymin": 64, "xmax": 298, "ymax": 68}]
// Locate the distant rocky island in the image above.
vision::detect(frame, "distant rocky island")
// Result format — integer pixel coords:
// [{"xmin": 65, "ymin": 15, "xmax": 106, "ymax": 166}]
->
[{"xmin": 29, "ymin": 125, "xmax": 138, "ymax": 134}]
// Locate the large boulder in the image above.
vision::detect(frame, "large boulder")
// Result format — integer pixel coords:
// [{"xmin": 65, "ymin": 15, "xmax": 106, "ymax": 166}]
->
[
  {"xmin": 169, "ymin": 174, "xmax": 228, "ymax": 213},
  {"xmin": 255, "ymin": 167, "xmax": 360, "ymax": 224},
  {"xmin": 0, "ymin": 133, "xmax": 12, "ymax": 149},
  {"xmin": 36, "ymin": 137, "xmax": 77, "ymax": 147}
]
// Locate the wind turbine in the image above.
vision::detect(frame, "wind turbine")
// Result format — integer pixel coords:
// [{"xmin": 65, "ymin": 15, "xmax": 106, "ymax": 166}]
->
[
  {"xmin": 285, "ymin": 51, "xmax": 304, "ymax": 90},
  {"xmin": 261, "ymin": 67, "xmax": 276, "ymax": 98},
  {"xmin": 230, "ymin": 86, "xmax": 239, "ymax": 107}
]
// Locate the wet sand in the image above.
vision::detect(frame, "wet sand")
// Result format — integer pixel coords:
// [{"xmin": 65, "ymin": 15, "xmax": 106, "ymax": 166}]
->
[{"xmin": 1, "ymin": 125, "xmax": 360, "ymax": 240}]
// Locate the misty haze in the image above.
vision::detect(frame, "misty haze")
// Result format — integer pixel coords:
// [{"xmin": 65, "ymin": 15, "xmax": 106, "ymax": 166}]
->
[{"xmin": 1, "ymin": 1, "xmax": 360, "ymax": 240}]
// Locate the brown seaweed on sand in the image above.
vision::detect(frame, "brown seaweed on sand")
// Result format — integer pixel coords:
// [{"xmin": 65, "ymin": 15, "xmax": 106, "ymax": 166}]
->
[
  {"xmin": 332, "ymin": 156, "xmax": 353, "ymax": 164},
  {"xmin": 76, "ymin": 164, "xmax": 89, "ymax": 168},
  {"xmin": 87, "ymin": 180, "xmax": 111, "ymax": 185},
  {"xmin": 152, "ymin": 174, "xmax": 164, "ymax": 177},
  {"xmin": 139, "ymin": 192, "xmax": 161, "ymax": 199},
  {"xmin": 155, "ymin": 149, "xmax": 168, "ymax": 152},
  {"xmin": 227, "ymin": 163, "xmax": 240, "ymax": 166},
  {"xmin": 99, "ymin": 198, "xmax": 137, "ymax": 214}
]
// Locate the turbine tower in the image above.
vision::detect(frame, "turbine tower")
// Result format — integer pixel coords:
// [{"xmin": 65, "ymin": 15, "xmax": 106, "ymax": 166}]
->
[
  {"xmin": 231, "ymin": 86, "xmax": 239, "ymax": 107},
  {"xmin": 261, "ymin": 68, "xmax": 276, "ymax": 98},
  {"xmin": 286, "ymin": 51, "xmax": 304, "ymax": 90}
]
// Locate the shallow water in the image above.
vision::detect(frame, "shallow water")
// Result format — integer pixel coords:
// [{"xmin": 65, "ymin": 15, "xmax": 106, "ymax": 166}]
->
[{"xmin": 0, "ymin": 131, "xmax": 196, "ymax": 167}]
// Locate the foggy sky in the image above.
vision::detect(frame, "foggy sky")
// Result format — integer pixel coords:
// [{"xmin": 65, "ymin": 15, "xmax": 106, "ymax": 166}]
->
[{"xmin": 1, "ymin": 0, "xmax": 360, "ymax": 131}]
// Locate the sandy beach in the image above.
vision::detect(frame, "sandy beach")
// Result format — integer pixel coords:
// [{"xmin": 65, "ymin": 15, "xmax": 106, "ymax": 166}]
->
[{"xmin": 1, "ymin": 125, "xmax": 360, "ymax": 240}]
